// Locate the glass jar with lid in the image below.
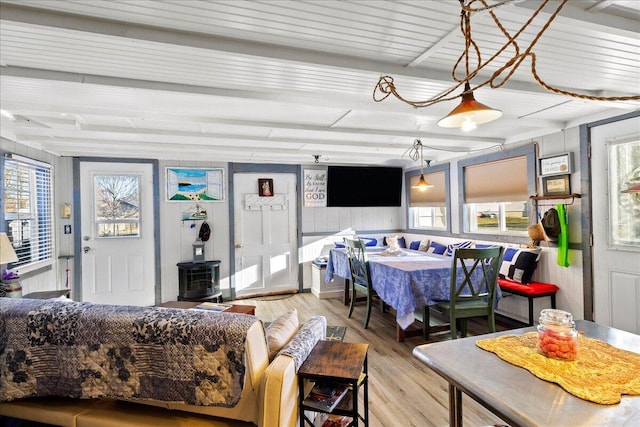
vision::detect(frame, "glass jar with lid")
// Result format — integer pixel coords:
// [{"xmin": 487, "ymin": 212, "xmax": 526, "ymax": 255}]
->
[{"xmin": 537, "ymin": 309, "xmax": 579, "ymax": 361}]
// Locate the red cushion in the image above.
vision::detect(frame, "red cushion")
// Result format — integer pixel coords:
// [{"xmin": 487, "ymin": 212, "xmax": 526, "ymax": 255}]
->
[{"xmin": 498, "ymin": 278, "xmax": 559, "ymax": 296}]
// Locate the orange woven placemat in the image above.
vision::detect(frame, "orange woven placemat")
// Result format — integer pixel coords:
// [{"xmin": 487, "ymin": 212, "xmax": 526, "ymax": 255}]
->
[{"xmin": 476, "ymin": 332, "xmax": 640, "ymax": 404}]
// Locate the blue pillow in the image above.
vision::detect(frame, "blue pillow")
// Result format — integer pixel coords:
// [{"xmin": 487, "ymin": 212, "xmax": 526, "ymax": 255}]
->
[
  {"xmin": 499, "ymin": 247, "xmax": 541, "ymax": 284},
  {"xmin": 361, "ymin": 237, "xmax": 377, "ymax": 247},
  {"xmin": 397, "ymin": 237, "xmax": 406, "ymax": 248},
  {"xmin": 409, "ymin": 240, "xmax": 421, "ymax": 250},
  {"xmin": 426, "ymin": 241, "xmax": 447, "ymax": 255},
  {"xmin": 334, "ymin": 242, "xmax": 345, "ymax": 248},
  {"xmin": 475, "ymin": 243, "xmax": 497, "ymax": 249},
  {"xmin": 446, "ymin": 240, "xmax": 473, "ymax": 256}
]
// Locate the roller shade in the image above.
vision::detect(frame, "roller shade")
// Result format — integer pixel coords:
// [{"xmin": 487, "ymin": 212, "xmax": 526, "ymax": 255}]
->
[
  {"xmin": 464, "ymin": 155, "xmax": 528, "ymax": 203},
  {"xmin": 409, "ymin": 170, "xmax": 446, "ymax": 207}
]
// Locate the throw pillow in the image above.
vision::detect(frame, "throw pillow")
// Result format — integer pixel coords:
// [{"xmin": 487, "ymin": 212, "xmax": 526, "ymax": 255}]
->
[
  {"xmin": 499, "ymin": 247, "xmax": 542, "ymax": 284},
  {"xmin": 334, "ymin": 242, "xmax": 345, "ymax": 248},
  {"xmin": 426, "ymin": 241, "xmax": 447, "ymax": 255},
  {"xmin": 361, "ymin": 237, "xmax": 377, "ymax": 246},
  {"xmin": 409, "ymin": 240, "xmax": 420, "ymax": 250},
  {"xmin": 446, "ymin": 240, "xmax": 473, "ymax": 256},
  {"xmin": 265, "ymin": 309, "xmax": 299, "ymax": 360},
  {"xmin": 418, "ymin": 239, "xmax": 431, "ymax": 251},
  {"xmin": 397, "ymin": 236, "xmax": 406, "ymax": 248}
]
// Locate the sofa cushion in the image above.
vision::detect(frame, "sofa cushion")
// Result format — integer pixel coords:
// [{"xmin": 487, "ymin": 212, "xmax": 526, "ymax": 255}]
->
[
  {"xmin": 446, "ymin": 240, "xmax": 473, "ymax": 256},
  {"xmin": 418, "ymin": 239, "xmax": 431, "ymax": 251},
  {"xmin": 409, "ymin": 240, "xmax": 420, "ymax": 250},
  {"xmin": 499, "ymin": 247, "xmax": 542, "ymax": 284},
  {"xmin": 278, "ymin": 316, "xmax": 326, "ymax": 371},
  {"xmin": 265, "ymin": 309, "xmax": 299, "ymax": 360},
  {"xmin": 426, "ymin": 241, "xmax": 447, "ymax": 255}
]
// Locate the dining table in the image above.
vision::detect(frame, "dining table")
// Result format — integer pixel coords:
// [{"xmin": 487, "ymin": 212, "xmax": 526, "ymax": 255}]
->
[
  {"xmin": 325, "ymin": 247, "xmax": 496, "ymax": 338},
  {"xmin": 412, "ymin": 320, "xmax": 640, "ymax": 427}
]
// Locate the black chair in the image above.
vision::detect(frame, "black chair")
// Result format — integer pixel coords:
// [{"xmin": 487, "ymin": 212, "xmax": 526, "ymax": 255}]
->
[
  {"xmin": 425, "ymin": 247, "xmax": 504, "ymax": 339},
  {"xmin": 343, "ymin": 237, "xmax": 384, "ymax": 329}
]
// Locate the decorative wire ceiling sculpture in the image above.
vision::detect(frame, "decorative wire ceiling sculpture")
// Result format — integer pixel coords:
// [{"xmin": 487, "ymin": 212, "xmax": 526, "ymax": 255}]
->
[{"xmin": 373, "ymin": 0, "xmax": 640, "ymax": 122}]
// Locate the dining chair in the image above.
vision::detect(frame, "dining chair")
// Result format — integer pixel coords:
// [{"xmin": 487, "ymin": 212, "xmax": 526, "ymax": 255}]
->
[
  {"xmin": 343, "ymin": 237, "xmax": 384, "ymax": 329},
  {"xmin": 425, "ymin": 246, "xmax": 504, "ymax": 340}
]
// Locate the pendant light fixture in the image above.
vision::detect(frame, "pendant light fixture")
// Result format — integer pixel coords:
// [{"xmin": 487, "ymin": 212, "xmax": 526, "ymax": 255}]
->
[
  {"xmin": 373, "ymin": 0, "xmax": 639, "ymax": 127},
  {"xmin": 437, "ymin": 82, "xmax": 502, "ymax": 131},
  {"xmin": 410, "ymin": 140, "xmax": 433, "ymax": 191}
]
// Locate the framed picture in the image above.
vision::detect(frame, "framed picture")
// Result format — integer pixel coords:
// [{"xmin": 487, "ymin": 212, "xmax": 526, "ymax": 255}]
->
[
  {"xmin": 542, "ymin": 174, "xmax": 571, "ymax": 196},
  {"xmin": 166, "ymin": 167, "xmax": 224, "ymax": 201},
  {"xmin": 538, "ymin": 152, "xmax": 573, "ymax": 177},
  {"xmin": 258, "ymin": 178, "xmax": 273, "ymax": 197}
]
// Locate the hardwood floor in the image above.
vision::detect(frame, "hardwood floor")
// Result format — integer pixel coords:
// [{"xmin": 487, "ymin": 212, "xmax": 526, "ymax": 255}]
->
[{"xmin": 233, "ymin": 292, "xmax": 513, "ymax": 427}]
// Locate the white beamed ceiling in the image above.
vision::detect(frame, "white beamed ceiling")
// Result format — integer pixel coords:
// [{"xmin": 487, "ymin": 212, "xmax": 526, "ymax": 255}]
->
[{"xmin": 0, "ymin": 0, "xmax": 638, "ymax": 166}]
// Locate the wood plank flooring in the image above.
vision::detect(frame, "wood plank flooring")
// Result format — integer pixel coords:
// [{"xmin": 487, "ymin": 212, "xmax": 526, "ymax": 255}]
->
[{"xmin": 233, "ymin": 292, "xmax": 513, "ymax": 427}]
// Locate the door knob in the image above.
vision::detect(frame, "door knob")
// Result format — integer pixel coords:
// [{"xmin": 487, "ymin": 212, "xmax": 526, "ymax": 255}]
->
[
  {"xmin": 83, "ymin": 246, "xmax": 91, "ymax": 254},
  {"xmin": 235, "ymin": 244, "xmax": 242, "ymax": 248}
]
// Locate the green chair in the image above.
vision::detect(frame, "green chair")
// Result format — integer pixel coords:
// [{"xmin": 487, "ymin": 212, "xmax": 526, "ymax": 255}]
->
[
  {"xmin": 344, "ymin": 237, "xmax": 384, "ymax": 329},
  {"xmin": 425, "ymin": 247, "xmax": 504, "ymax": 340}
]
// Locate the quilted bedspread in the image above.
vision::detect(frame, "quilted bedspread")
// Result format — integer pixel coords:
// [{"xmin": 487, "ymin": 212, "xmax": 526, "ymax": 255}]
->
[{"xmin": 0, "ymin": 298, "xmax": 258, "ymax": 407}]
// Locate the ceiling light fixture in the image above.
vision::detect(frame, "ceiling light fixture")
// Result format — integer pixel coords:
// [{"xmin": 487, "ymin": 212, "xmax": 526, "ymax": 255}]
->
[
  {"xmin": 410, "ymin": 139, "xmax": 433, "ymax": 191},
  {"xmin": 373, "ymin": 0, "xmax": 640, "ymax": 130}
]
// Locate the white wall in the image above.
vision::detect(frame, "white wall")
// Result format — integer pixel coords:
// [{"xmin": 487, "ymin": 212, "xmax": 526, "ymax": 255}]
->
[{"xmin": 159, "ymin": 160, "xmax": 230, "ymax": 302}]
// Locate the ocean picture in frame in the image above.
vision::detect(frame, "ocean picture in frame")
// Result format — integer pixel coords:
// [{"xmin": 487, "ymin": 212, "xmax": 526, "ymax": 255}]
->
[{"xmin": 166, "ymin": 167, "xmax": 224, "ymax": 201}]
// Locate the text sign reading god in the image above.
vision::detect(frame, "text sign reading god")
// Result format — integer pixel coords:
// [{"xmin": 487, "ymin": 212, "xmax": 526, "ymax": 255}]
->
[{"xmin": 304, "ymin": 169, "xmax": 327, "ymax": 207}]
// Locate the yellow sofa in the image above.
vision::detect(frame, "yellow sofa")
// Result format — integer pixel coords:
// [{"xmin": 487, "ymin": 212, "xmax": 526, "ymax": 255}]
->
[{"xmin": 0, "ymin": 300, "xmax": 326, "ymax": 427}]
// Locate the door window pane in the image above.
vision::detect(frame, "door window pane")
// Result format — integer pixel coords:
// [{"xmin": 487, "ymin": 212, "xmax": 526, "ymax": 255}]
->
[
  {"xmin": 609, "ymin": 139, "xmax": 640, "ymax": 247},
  {"xmin": 94, "ymin": 175, "xmax": 140, "ymax": 238}
]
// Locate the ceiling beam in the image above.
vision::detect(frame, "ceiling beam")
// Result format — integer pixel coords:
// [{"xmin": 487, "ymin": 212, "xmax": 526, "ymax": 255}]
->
[{"xmin": 0, "ymin": 2, "xmax": 595, "ymax": 98}]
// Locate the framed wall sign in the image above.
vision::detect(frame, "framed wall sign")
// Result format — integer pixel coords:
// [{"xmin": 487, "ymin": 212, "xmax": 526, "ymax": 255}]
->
[
  {"xmin": 538, "ymin": 152, "xmax": 573, "ymax": 177},
  {"xmin": 258, "ymin": 178, "xmax": 273, "ymax": 197},
  {"xmin": 166, "ymin": 167, "xmax": 224, "ymax": 201},
  {"xmin": 542, "ymin": 174, "xmax": 571, "ymax": 196}
]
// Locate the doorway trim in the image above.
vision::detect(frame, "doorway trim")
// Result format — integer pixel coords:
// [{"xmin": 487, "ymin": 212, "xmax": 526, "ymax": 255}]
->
[
  {"xmin": 579, "ymin": 110, "xmax": 640, "ymax": 321},
  {"xmin": 72, "ymin": 157, "xmax": 161, "ymax": 303},
  {"xmin": 228, "ymin": 163, "xmax": 302, "ymax": 300}
]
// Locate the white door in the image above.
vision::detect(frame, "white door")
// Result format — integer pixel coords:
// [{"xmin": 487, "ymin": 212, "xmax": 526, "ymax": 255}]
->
[
  {"xmin": 233, "ymin": 173, "xmax": 298, "ymax": 297},
  {"xmin": 591, "ymin": 116, "xmax": 640, "ymax": 334},
  {"xmin": 80, "ymin": 161, "xmax": 156, "ymax": 306}
]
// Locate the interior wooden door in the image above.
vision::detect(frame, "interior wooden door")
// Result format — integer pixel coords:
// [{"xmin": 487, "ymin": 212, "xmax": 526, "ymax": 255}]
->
[{"xmin": 233, "ymin": 173, "xmax": 298, "ymax": 298}]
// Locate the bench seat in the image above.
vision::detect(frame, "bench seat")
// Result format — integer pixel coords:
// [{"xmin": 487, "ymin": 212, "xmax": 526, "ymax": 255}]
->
[{"xmin": 498, "ymin": 278, "xmax": 559, "ymax": 325}]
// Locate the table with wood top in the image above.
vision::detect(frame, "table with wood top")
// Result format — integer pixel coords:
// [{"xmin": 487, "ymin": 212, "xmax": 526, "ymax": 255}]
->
[
  {"xmin": 412, "ymin": 320, "xmax": 640, "ymax": 427},
  {"xmin": 298, "ymin": 341, "xmax": 369, "ymax": 427},
  {"xmin": 158, "ymin": 300, "xmax": 256, "ymax": 315}
]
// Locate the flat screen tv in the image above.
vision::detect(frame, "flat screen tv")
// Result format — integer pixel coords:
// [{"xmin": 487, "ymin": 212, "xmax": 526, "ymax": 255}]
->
[{"xmin": 326, "ymin": 166, "xmax": 402, "ymax": 207}]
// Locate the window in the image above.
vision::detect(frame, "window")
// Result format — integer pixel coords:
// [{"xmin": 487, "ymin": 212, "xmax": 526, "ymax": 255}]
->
[
  {"xmin": 609, "ymin": 138, "xmax": 640, "ymax": 247},
  {"xmin": 407, "ymin": 166, "xmax": 448, "ymax": 230},
  {"xmin": 3, "ymin": 154, "xmax": 54, "ymax": 268},
  {"xmin": 459, "ymin": 145, "xmax": 536, "ymax": 235},
  {"xmin": 94, "ymin": 174, "xmax": 141, "ymax": 238}
]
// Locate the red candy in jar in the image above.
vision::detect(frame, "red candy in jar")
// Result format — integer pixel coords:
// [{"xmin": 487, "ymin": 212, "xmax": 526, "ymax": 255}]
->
[{"xmin": 537, "ymin": 309, "xmax": 579, "ymax": 361}]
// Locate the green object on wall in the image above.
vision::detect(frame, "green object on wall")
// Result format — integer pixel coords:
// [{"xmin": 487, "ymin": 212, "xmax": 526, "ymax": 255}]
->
[{"xmin": 556, "ymin": 203, "xmax": 569, "ymax": 267}]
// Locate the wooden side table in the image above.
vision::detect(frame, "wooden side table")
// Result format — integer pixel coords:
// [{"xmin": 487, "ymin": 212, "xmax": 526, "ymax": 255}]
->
[
  {"xmin": 298, "ymin": 341, "xmax": 369, "ymax": 427},
  {"xmin": 157, "ymin": 301, "xmax": 256, "ymax": 315}
]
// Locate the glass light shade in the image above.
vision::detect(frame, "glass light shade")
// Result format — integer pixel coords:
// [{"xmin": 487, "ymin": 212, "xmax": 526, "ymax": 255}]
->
[
  {"xmin": 0, "ymin": 232, "xmax": 19, "ymax": 264},
  {"xmin": 437, "ymin": 85, "xmax": 502, "ymax": 129},
  {"xmin": 412, "ymin": 174, "xmax": 433, "ymax": 191}
]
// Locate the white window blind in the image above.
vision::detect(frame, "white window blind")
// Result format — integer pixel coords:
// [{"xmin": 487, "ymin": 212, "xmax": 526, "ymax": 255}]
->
[
  {"xmin": 464, "ymin": 156, "xmax": 528, "ymax": 203},
  {"xmin": 409, "ymin": 170, "xmax": 446, "ymax": 207},
  {"xmin": 3, "ymin": 154, "xmax": 54, "ymax": 268}
]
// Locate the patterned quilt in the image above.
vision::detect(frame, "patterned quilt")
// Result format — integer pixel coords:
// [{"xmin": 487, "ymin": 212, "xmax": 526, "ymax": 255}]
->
[{"xmin": 0, "ymin": 298, "xmax": 259, "ymax": 407}]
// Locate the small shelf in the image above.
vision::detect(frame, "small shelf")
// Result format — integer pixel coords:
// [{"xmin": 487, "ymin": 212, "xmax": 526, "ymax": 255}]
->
[{"xmin": 530, "ymin": 193, "xmax": 581, "ymax": 201}]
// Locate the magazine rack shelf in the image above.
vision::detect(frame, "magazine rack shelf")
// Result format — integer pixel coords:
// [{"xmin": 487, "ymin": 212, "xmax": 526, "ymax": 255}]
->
[{"xmin": 298, "ymin": 341, "xmax": 369, "ymax": 427}]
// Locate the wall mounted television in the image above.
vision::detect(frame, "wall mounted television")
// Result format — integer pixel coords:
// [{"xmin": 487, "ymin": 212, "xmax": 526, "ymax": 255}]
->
[{"xmin": 326, "ymin": 166, "xmax": 402, "ymax": 207}]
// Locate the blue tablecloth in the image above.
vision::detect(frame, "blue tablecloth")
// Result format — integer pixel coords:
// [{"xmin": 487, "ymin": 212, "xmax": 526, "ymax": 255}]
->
[{"xmin": 326, "ymin": 248, "xmax": 499, "ymax": 329}]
